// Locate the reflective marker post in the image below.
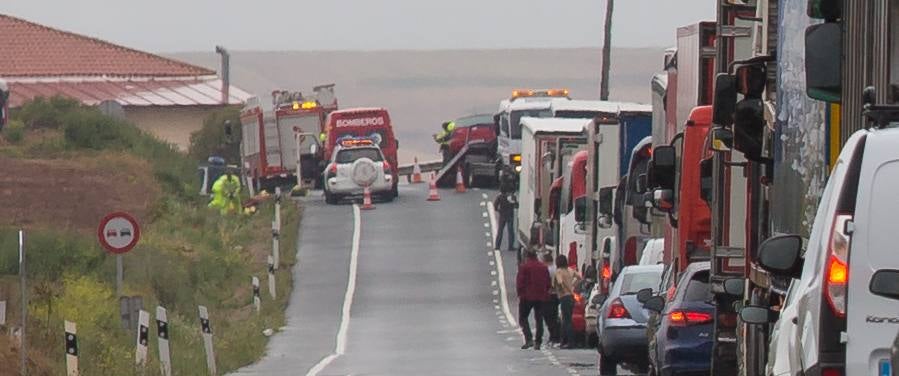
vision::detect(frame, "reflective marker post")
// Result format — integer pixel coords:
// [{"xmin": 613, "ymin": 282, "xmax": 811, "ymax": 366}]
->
[
  {"xmin": 252, "ymin": 277, "xmax": 261, "ymax": 314},
  {"xmin": 135, "ymin": 310, "xmax": 149, "ymax": 368},
  {"xmin": 19, "ymin": 230, "xmax": 26, "ymax": 376},
  {"xmin": 267, "ymin": 256, "xmax": 277, "ymax": 299},
  {"xmin": 64, "ymin": 321, "xmax": 78, "ymax": 376},
  {"xmin": 272, "ymin": 187, "xmax": 281, "ymax": 270},
  {"xmin": 156, "ymin": 306, "xmax": 172, "ymax": 376},
  {"xmin": 198, "ymin": 306, "xmax": 216, "ymax": 375}
]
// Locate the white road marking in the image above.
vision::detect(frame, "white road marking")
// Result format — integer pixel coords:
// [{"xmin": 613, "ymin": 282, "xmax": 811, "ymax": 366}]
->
[
  {"xmin": 480, "ymin": 201, "xmax": 486, "ymax": 207},
  {"xmin": 486, "ymin": 202, "xmax": 519, "ymax": 330},
  {"xmin": 491, "ymin": 280, "xmax": 497, "ymax": 286},
  {"xmin": 305, "ymin": 204, "xmax": 361, "ymax": 376},
  {"xmin": 486, "ymin": 241, "xmax": 492, "ymax": 246},
  {"xmin": 482, "ymin": 212, "xmax": 488, "ymax": 218},
  {"xmin": 490, "ymin": 270, "xmax": 497, "ymax": 276},
  {"xmin": 484, "ymin": 223, "xmax": 490, "ymax": 228},
  {"xmin": 481, "ymin": 193, "xmax": 489, "ymax": 200},
  {"xmin": 489, "ymin": 260, "xmax": 495, "ymax": 266}
]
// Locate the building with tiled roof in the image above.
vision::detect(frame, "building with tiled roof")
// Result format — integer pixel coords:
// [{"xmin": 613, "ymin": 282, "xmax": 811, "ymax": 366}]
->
[{"xmin": 0, "ymin": 14, "xmax": 251, "ymax": 150}]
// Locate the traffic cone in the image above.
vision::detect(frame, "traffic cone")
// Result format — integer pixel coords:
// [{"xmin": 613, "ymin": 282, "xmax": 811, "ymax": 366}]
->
[
  {"xmin": 411, "ymin": 157, "xmax": 423, "ymax": 184},
  {"xmin": 426, "ymin": 172, "xmax": 441, "ymax": 201},
  {"xmin": 361, "ymin": 186, "xmax": 375, "ymax": 210},
  {"xmin": 455, "ymin": 166, "xmax": 466, "ymax": 193}
]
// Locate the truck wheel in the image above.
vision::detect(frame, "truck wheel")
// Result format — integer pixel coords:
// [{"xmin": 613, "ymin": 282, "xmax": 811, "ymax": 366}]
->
[
  {"xmin": 598, "ymin": 351, "xmax": 617, "ymax": 376},
  {"xmin": 325, "ymin": 190, "xmax": 337, "ymax": 205}
]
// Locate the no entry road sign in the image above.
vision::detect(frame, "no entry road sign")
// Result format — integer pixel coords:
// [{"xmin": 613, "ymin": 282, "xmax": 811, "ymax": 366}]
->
[{"xmin": 98, "ymin": 212, "xmax": 141, "ymax": 254}]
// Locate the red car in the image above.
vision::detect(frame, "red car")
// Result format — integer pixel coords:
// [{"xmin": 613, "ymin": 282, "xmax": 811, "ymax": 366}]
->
[{"xmin": 438, "ymin": 114, "xmax": 498, "ymax": 187}]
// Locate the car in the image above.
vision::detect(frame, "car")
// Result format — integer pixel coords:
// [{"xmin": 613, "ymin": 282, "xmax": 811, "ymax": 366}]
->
[
  {"xmin": 596, "ymin": 264, "xmax": 663, "ymax": 375},
  {"xmin": 743, "ymin": 127, "xmax": 899, "ymax": 376},
  {"xmin": 643, "ymin": 262, "xmax": 713, "ymax": 376},
  {"xmin": 322, "ymin": 138, "xmax": 394, "ymax": 205},
  {"xmin": 585, "ymin": 283, "xmax": 603, "ymax": 347},
  {"xmin": 638, "ymin": 238, "xmax": 664, "ymax": 266},
  {"xmin": 571, "ymin": 278, "xmax": 594, "ymax": 347}
]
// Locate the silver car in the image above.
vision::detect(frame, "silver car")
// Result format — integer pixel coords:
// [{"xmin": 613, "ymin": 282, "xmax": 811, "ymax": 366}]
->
[{"xmin": 323, "ymin": 142, "xmax": 393, "ymax": 204}]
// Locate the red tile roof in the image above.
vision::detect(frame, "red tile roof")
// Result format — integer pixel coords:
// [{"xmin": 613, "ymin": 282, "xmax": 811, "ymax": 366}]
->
[
  {"xmin": 0, "ymin": 14, "xmax": 215, "ymax": 78},
  {"xmin": 8, "ymin": 78, "xmax": 252, "ymax": 107}
]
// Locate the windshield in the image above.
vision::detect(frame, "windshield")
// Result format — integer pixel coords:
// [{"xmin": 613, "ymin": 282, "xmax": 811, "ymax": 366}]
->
[
  {"xmin": 454, "ymin": 115, "xmax": 494, "ymax": 128},
  {"xmin": 619, "ymin": 270, "xmax": 662, "ymax": 295},
  {"xmin": 683, "ymin": 271, "xmax": 712, "ymax": 302},
  {"xmin": 336, "ymin": 148, "xmax": 383, "ymax": 163},
  {"xmin": 510, "ymin": 109, "xmax": 552, "ymax": 139}
]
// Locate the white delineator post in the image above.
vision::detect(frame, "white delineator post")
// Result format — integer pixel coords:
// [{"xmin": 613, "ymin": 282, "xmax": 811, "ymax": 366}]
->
[
  {"xmin": 267, "ymin": 256, "xmax": 277, "ymax": 299},
  {"xmin": 198, "ymin": 306, "xmax": 216, "ymax": 376},
  {"xmin": 64, "ymin": 320, "xmax": 78, "ymax": 376},
  {"xmin": 19, "ymin": 230, "xmax": 26, "ymax": 376},
  {"xmin": 252, "ymin": 277, "xmax": 261, "ymax": 313},
  {"xmin": 272, "ymin": 188, "xmax": 281, "ymax": 269},
  {"xmin": 135, "ymin": 310, "xmax": 149, "ymax": 367},
  {"xmin": 156, "ymin": 306, "xmax": 172, "ymax": 376}
]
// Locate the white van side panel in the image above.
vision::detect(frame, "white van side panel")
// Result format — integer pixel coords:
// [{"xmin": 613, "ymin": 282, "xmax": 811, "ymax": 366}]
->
[
  {"xmin": 518, "ymin": 126, "xmax": 537, "ymax": 246},
  {"xmin": 845, "ymin": 132, "xmax": 899, "ymax": 375}
]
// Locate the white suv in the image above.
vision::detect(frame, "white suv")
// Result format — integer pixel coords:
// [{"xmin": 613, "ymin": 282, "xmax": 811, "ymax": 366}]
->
[
  {"xmin": 743, "ymin": 125, "xmax": 899, "ymax": 376},
  {"xmin": 323, "ymin": 140, "xmax": 394, "ymax": 205}
]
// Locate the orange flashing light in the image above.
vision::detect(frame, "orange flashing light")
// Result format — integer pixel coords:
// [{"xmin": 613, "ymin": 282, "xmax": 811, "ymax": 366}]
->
[
  {"xmin": 545, "ymin": 88, "xmax": 570, "ymax": 97},
  {"xmin": 339, "ymin": 138, "xmax": 375, "ymax": 147},
  {"xmin": 291, "ymin": 101, "xmax": 318, "ymax": 110},
  {"xmin": 827, "ymin": 257, "xmax": 848, "ymax": 284},
  {"xmin": 511, "ymin": 89, "xmax": 535, "ymax": 99}
]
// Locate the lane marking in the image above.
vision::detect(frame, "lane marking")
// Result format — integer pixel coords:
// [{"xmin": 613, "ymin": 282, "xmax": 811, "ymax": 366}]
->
[
  {"xmin": 486, "ymin": 202, "xmax": 519, "ymax": 329},
  {"xmin": 305, "ymin": 204, "xmax": 361, "ymax": 376},
  {"xmin": 481, "ymin": 193, "xmax": 489, "ymax": 200}
]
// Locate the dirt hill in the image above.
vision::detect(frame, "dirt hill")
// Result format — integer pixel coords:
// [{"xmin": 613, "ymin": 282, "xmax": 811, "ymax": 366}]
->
[{"xmin": 170, "ymin": 48, "xmax": 665, "ymax": 163}]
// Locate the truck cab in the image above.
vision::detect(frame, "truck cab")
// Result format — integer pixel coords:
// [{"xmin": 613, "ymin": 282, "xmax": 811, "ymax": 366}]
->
[{"xmin": 494, "ymin": 89, "xmax": 567, "ymax": 179}]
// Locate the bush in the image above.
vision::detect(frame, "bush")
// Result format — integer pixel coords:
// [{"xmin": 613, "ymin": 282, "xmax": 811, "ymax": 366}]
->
[
  {"xmin": 15, "ymin": 96, "xmax": 83, "ymax": 129},
  {"xmin": 4, "ymin": 119, "xmax": 25, "ymax": 143},
  {"xmin": 62, "ymin": 109, "xmax": 140, "ymax": 150},
  {"xmin": 189, "ymin": 107, "xmax": 242, "ymax": 163}
]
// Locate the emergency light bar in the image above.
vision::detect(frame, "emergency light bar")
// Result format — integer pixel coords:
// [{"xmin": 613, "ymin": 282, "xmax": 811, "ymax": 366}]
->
[
  {"xmin": 291, "ymin": 101, "xmax": 319, "ymax": 110},
  {"xmin": 339, "ymin": 138, "xmax": 376, "ymax": 147},
  {"xmin": 510, "ymin": 88, "xmax": 570, "ymax": 100}
]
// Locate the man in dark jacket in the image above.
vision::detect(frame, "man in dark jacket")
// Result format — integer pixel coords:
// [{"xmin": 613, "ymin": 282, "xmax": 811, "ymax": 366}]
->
[
  {"xmin": 493, "ymin": 192, "xmax": 516, "ymax": 252},
  {"xmin": 516, "ymin": 249, "xmax": 551, "ymax": 350}
]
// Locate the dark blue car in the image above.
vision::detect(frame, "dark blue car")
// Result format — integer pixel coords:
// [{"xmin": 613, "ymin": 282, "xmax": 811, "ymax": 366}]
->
[{"xmin": 645, "ymin": 262, "xmax": 713, "ymax": 376}]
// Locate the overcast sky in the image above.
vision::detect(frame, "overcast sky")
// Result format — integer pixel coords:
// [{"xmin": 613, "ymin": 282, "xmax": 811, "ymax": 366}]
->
[{"xmin": 3, "ymin": 1, "xmax": 715, "ymax": 52}]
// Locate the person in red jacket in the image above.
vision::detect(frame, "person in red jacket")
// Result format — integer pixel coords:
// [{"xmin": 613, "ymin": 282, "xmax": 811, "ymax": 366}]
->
[{"xmin": 516, "ymin": 249, "xmax": 551, "ymax": 350}]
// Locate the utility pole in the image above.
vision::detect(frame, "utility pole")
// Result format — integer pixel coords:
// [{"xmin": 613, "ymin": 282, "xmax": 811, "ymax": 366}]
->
[{"xmin": 599, "ymin": 0, "xmax": 615, "ymax": 100}]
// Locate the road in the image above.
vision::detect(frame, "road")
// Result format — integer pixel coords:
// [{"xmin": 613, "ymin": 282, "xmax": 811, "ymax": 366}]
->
[{"xmin": 235, "ymin": 184, "xmax": 601, "ymax": 375}]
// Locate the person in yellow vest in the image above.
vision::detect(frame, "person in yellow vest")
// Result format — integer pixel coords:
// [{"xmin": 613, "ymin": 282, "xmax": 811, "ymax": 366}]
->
[
  {"xmin": 209, "ymin": 167, "xmax": 242, "ymax": 215},
  {"xmin": 433, "ymin": 121, "xmax": 456, "ymax": 163}
]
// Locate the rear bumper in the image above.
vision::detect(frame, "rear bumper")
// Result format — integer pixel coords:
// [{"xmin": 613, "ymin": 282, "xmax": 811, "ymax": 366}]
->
[
  {"xmin": 660, "ymin": 341, "xmax": 713, "ymax": 375},
  {"xmin": 327, "ymin": 177, "xmax": 392, "ymax": 195},
  {"xmin": 600, "ymin": 325, "xmax": 648, "ymax": 361}
]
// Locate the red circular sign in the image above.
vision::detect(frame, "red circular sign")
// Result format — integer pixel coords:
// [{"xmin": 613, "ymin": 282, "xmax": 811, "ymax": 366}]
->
[{"xmin": 97, "ymin": 212, "xmax": 141, "ymax": 254}]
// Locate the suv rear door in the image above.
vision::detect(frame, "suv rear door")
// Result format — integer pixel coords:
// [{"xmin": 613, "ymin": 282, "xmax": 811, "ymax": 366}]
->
[{"xmin": 846, "ymin": 129, "xmax": 899, "ymax": 375}]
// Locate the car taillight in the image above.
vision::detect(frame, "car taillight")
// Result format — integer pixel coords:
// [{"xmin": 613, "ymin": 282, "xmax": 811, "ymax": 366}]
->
[
  {"xmin": 668, "ymin": 311, "xmax": 713, "ymax": 326},
  {"xmin": 607, "ymin": 298, "xmax": 630, "ymax": 319},
  {"xmin": 382, "ymin": 161, "xmax": 392, "ymax": 173},
  {"xmin": 573, "ymin": 293, "xmax": 583, "ymax": 304},
  {"xmin": 825, "ymin": 213, "xmax": 853, "ymax": 318},
  {"xmin": 329, "ymin": 163, "xmax": 337, "ymax": 174},
  {"xmin": 821, "ymin": 367, "xmax": 843, "ymax": 376}
]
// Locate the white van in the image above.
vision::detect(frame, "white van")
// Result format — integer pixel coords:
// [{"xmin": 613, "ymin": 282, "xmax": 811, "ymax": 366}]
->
[{"xmin": 743, "ymin": 127, "xmax": 899, "ymax": 376}]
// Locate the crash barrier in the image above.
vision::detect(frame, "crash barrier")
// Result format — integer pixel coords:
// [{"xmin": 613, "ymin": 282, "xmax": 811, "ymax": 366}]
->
[{"xmin": 398, "ymin": 159, "xmax": 442, "ymax": 183}]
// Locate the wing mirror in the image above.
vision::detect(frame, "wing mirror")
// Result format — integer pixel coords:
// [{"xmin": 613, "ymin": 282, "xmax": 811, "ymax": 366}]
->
[
  {"xmin": 650, "ymin": 145, "xmax": 677, "ymax": 190},
  {"xmin": 710, "ymin": 127, "xmax": 734, "ymax": 153},
  {"xmin": 712, "ymin": 73, "xmax": 737, "ymax": 127},
  {"xmin": 724, "ymin": 278, "xmax": 745, "ymax": 297},
  {"xmin": 756, "ymin": 234, "xmax": 804, "ymax": 279},
  {"xmin": 643, "ymin": 295, "xmax": 666, "ymax": 313},
  {"xmin": 740, "ymin": 305, "xmax": 778, "ymax": 325},
  {"xmin": 805, "ymin": 22, "xmax": 842, "ymax": 102},
  {"xmin": 636, "ymin": 288, "xmax": 654, "ymax": 304}
]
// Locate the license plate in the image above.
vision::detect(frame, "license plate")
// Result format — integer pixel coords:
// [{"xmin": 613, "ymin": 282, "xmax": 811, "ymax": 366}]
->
[{"xmin": 880, "ymin": 359, "xmax": 891, "ymax": 376}]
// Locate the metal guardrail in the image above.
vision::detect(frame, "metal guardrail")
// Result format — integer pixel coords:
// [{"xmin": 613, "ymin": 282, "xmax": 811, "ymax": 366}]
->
[{"xmin": 397, "ymin": 160, "xmax": 442, "ymax": 178}]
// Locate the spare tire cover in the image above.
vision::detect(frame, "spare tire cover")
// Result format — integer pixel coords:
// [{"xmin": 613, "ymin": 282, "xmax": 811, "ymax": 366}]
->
[{"xmin": 351, "ymin": 158, "xmax": 379, "ymax": 187}]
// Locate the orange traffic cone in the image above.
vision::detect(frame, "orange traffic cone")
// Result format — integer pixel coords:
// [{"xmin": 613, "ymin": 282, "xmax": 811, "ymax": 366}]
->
[
  {"xmin": 426, "ymin": 172, "xmax": 441, "ymax": 201},
  {"xmin": 361, "ymin": 186, "xmax": 375, "ymax": 210},
  {"xmin": 411, "ymin": 157, "xmax": 423, "ymax": 184},
  {"xmin": 455, "ymin": 166, "xmax": 466, "ymax": 193}
]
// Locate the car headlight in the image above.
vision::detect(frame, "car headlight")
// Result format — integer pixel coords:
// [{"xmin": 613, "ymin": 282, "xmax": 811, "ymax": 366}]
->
[{"xmin": 514, "ymin": 165, "xmax": 522, "ymax": 173}]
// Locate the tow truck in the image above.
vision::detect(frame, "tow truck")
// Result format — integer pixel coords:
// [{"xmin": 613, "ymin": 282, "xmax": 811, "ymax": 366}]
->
[
  {"xmin": 240, "ymin": 84, "xmax": 337, "ymax": 192},
  {"xmin": 492, "ymin": 89, "xmax": 570, "ymax": 184}
]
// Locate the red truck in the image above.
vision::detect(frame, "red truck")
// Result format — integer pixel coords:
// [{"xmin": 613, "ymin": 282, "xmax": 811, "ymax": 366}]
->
[
  {"xmin": 240, "ymin": 85, "xmax": 337, "ymax": 192},
  {"xmin": 323, "ymin": 107, "xmax": 399, "ymax": 198}
]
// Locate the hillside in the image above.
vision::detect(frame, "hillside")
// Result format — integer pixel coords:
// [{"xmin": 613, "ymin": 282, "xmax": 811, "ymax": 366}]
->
[{"xmin": 170, "ymin": 48, "xmax": 665, "ymax": 163}]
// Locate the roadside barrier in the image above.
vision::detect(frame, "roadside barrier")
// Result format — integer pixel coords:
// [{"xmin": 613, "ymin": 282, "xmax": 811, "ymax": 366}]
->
[
  {"xmin": 361, "ymin": 186, "xmax": 375, "ymax": 210},
  {"xmin": 455, "ymin": 166, "xmax": 466, "ymax": 193},
  {"xmin": 427, "ymin": 172, "xmax": 441, "ymax": 201}
]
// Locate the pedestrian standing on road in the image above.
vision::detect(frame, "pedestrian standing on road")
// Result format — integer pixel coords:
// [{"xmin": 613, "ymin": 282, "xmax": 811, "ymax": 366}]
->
[
  {"xmin": 543, "ymin": 253, "xmax": 561, "ymax": 347},
  {"xmin": 516, "ymin": 249, "xmax": 551, "ymax": 350},
  {"xmin": 493, "ymin": 192, "xmax": 516, "ymax": 252},
  {"xmin": 554, "ymin": 254, "xmax": 578, "ymax": 349}
]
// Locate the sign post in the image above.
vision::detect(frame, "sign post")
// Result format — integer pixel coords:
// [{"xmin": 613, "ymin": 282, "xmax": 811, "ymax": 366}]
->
[{"xmin": 97, "ymin": 212, "xmax": 141, "ymax": 298}]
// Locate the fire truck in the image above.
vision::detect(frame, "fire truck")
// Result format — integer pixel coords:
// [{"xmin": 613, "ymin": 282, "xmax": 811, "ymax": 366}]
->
[{"xmin": 240, "ymin": 84, "xmax": 337, "ymax": 192}]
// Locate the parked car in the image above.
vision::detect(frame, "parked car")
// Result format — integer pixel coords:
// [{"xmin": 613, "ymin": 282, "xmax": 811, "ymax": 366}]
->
[
  {"xmin": 643, "ymin": 262, "xmax": 713, "ymax": 376},
  {"xmin": 323, "ymin": 138, "xmax": 394, "ymax": 204},
  {"xmin": 572, "ymin": 278, "xmax": 594, "ymax": 347},
  {"xmin": 596, "ymin": 264, "xmax": 663, "ymax": 375},
  {"xmin": 742, "ymin": 127, "xmax": 899, "ymax": 375}
]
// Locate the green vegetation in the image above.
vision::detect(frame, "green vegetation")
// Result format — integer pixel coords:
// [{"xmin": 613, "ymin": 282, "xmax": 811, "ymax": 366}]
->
[
  {"xmin": 188, "ymin": 107, "xmax": 242, "ymax": 164},
  {"xmin": 0, "ymin": 96, "xmax": 300, "ymax": 375}
]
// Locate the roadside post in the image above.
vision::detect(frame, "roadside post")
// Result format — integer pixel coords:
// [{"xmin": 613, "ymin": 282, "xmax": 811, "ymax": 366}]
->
[
  {"xmin": 156, "ymin": 306, "xmax": 172, "ymax": 376},
  {"xmin": 252, "ymin": 277, "xmax": 261, "ymax": 313},
  {"xmin": 198, "ymin": 306, "xmax": 217, "ymax": 375},
  {"xmin": 64, "ymin": 320, "xmax": 78, "ymax": 376},
  {"xmin": 134, "ymin": 310, "xmax": 149, "ymax": 368},
  {"xmin": 267, "ymin": 256, "xmax": 277, "ymax": 299},
  {"xmin": 19, "ymin": 230, "xmax": 26, "ymax": 376},
  {"xmin": 97, "ymin": 212, "xmax": 141, "ymax": 298},
  {"xmin": 273, "ymin": 188, "xmax": 281, "ymax": 269}
]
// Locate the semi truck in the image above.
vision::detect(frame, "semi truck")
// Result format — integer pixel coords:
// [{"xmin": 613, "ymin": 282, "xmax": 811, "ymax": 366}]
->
[
  {"xmin": 240, "ymin": 84, "xmax": 337, "ymax": 192},
  {"xmin": 516, "ymin": 117, "xmax": 587, "ymax": 253}
]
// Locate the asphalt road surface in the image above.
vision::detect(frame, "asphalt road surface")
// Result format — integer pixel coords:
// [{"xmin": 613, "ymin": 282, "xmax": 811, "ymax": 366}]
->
[{"xmin": 235, "ymin": 184, "xmax": 603, "ymax": 375}]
